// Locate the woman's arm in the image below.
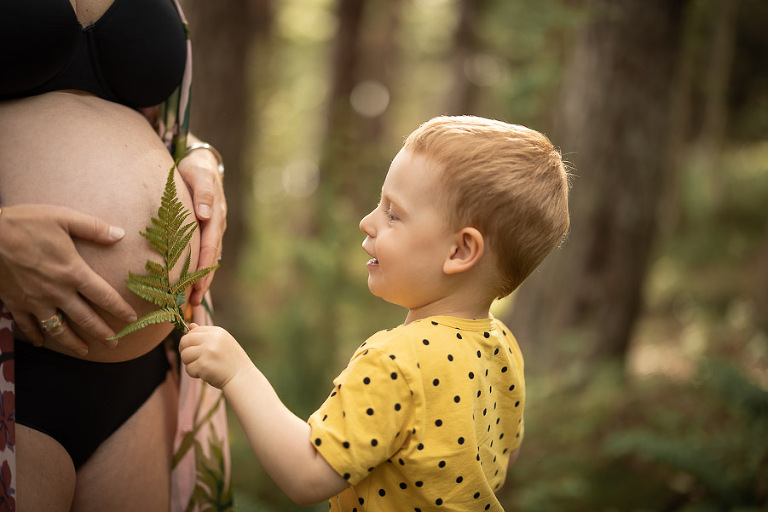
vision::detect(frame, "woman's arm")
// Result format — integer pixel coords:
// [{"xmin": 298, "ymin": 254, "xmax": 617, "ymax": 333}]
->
[
  {"xmin": 179, "ymin": 325, "xmax": 348, "ymax": 505},
  {"xmin": 176, "ymin": 134, "xmax": 227, "ymax": 306},
  {"xmin": 0, "ymin": 204, "xmax": 137, "ymax": 355}
]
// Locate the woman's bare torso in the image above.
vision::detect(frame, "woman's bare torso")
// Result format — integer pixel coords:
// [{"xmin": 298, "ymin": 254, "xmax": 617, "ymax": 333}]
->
[{"xmin": 0, "ymin": 91, "xmax": 199, "ymax": 362}]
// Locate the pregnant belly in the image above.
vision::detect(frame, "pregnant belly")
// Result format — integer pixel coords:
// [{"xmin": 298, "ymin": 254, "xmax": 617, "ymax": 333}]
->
[{"xmin": 0, "ymin": 92, "xmax": 199, "ymax": 362}]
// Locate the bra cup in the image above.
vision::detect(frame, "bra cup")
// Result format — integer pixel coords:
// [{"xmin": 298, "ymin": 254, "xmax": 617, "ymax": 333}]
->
[
  {"xmin": 0, "ymin": 0, "xmax": 79, "ymax": 97},
  {"xmin": 0, "ymin": 0, "xmax": 187, "ymax": 107},
  {"xmin": 94, "ymin": 0, "xmax": 187, "ymax": 107}
]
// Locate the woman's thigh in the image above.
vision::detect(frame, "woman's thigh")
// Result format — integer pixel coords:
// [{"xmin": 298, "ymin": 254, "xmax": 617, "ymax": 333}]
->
[
  {"xmin": 71, "ymin": 374, "xmax": 179, "ymax": 512},
  {"xmin": 16, "ymin": 425, "xmax": 77, "ymax": 511}
]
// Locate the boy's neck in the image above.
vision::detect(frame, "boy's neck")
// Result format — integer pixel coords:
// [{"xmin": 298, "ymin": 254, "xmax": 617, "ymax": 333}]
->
[{"xmin": 404, "ymin": 299, "xmax": 492, "ymax": 325}]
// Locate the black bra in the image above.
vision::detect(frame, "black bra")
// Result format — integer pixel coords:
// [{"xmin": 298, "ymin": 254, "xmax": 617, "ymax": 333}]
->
[{"xmin": 0, "ymin": 0, "xmax": 187, "ymax": 108}]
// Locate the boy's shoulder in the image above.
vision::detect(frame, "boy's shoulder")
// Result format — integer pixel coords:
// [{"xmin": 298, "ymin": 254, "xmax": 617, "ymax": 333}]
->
[{"xmin": 360, "ymin": 315, "xmax": 515, "ymax": 355}]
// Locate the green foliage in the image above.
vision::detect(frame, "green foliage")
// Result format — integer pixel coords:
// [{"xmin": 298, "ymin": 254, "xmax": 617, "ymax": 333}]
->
[
  {"xmin": 605, "ymin": 361, "xmax": 768, "ymax": 510},
  {"xmin": 186, "ymin": 426, "xmax": 234, "ymax": 512},
  {"xmin": 109, "ymin": 165, "xmax": 218, "ymax": 340}
]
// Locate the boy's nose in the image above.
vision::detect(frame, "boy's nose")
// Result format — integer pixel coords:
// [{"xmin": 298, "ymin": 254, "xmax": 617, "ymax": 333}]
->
[{"xmin": 359, "ymin": 210, "xmax": 375, "ymax": 235}]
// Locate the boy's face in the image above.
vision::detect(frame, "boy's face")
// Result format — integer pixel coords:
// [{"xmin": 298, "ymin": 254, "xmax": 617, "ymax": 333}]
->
[{"xmin": 359, "ymin": 149, "xmax": 456, "ymax": 310}]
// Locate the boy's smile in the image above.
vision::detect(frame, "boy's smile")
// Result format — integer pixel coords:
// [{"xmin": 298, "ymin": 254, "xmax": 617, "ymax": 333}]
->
[{"xmin": 360, "ymin": 149, "xmax": 455, "ymax": 314}]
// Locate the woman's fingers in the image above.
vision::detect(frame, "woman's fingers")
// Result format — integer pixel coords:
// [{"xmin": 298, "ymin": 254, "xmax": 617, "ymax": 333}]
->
[{"xmin": 178, "ymin": 153, "xmax": 227, "ymax": 305}]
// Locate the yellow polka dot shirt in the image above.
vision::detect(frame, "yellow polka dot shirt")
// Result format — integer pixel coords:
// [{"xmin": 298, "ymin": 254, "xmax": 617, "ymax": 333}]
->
[{"xmin": 308, "ymin": 315, "xmax": 525, "ymax": 511}]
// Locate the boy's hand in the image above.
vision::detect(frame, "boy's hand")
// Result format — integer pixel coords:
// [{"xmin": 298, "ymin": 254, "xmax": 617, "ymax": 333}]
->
[{"xmin": 179, "ymin": 323, "xmax": 253, "ymax": 389}]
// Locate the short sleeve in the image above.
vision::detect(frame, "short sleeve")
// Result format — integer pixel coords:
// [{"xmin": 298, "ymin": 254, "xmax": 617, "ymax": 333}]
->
[{"xmin": 308, "ymin": 347, "xmax": 416, "ymax": 485}]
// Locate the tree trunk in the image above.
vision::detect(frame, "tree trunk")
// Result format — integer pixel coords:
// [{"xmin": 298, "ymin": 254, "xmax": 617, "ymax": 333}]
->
[
  {"xmin": 507, "ymin": 0, "xmax": 687, "ymax": 370},
  {"xmin": 444, "ymin": 0, "xmax": 486, "ymax": 114},
  {"xmin": 183, "ymin": 0, "xmax": 274, "ymax": 316}
]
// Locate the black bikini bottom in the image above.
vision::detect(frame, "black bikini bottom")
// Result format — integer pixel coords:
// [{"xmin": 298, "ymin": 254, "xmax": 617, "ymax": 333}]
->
[{"xmin": 15, "ymin": 338, "xmax": 171, "ymax": 469}]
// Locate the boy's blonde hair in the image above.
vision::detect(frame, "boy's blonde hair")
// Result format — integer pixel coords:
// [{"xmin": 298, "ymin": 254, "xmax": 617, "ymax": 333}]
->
[{"xmin": 403, "ymin": 115, "xmax": 570, "ymax": 298}]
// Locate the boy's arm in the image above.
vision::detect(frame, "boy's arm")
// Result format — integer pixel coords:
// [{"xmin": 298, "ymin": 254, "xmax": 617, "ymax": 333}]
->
[{"xmin": 180, "ymin": 326, "xmax": 348, "ymax": 505}]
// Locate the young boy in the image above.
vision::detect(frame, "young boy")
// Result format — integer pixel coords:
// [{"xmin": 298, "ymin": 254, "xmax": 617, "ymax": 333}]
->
[{"xmin": 179, "ymin": 115, "xmax": 570, "ymax": 511}]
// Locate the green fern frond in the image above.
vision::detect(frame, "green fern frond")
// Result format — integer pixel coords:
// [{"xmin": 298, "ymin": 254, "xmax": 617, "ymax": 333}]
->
[
  {"xmin": 167, "ymin": 221, "xmax": 197, "ymax": 270},
  {"xmin": 126, "ymin": 281, "xmax": 176, "ymax": 308},
  {"xmin": 127, "ymin": 272, "xmax": 169, "ymax": 289},
  {"xmin": 145, "ymin": 260, "xmax": 166, "ymax": 278},
  {"xmin": 110, "ymin": 308, "xmax": 179, "ymax": 340},
  {"xmin": 108, "ymin": 164, "xmax": 218, "ymax": 340},
  {"xmin": 171, "ymin": 264, "xmax": 218, "ymax": 297}
]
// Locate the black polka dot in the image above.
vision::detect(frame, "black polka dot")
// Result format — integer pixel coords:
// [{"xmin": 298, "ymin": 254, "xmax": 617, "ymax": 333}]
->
[
  {"xmin": 474, "ymin": 491, "xmax": 480, "ymax": 499},
  {"xmin": 438, "ymin": 460, "xmax": 446, "ymax": 468},
  {"xmin": 500, "ymin": 433, "xmax": 505, "ymax": 439},
  {"xmin": 391, "ymin": 372, "xmax": 398, "ymax": 380},
  {"xmin": 477, "ymin": 390, "xmax": 481, "ymax": 397},
  {"xmin": 395, "ymin": 403, "xmax": 402, "ymax": 411},
  {"xmin": 399, "ymin": 482, "xmax": 407, "ymax": 489},
  {"xmin": 435, "ymin": 419, "xmax": 443, "ymax": 427},
  {"xmin": 398, "ymin": 458, "xmax": 405, "ymax": 465},
  {"xmin": 363, "ymin": 377, "xmax": 371, "ymax": 385},
  {"xmin": 422, "ymin": 339, "xmax": 430, "ymax": 345},
  {"xmin": 484, "ymin": 332, "xmax": 490, "ymax": 338},
  {"xmin": 456, "ymin": 333, "xmax": 462, "ymax": 339},
  {"xmin": 415, "ymin": 481, "xmax": 423, "ymax": 487},
  {"xmin": 476, "ymin": 350, "xmax": 482, "ymax": 358},
  {"xmin": 456, "ymin": 476, "xmax": 463, "ymax": 483},
  {"xmin": 331, "ymin": 391, "xmax": 337, "ymax": 397},
  {"xmin": 417, "ymin": 443, "xmax": 424, "ymax": 450},
  {"xmin": 447, "ymin": 354, "xmax": 454, "ymax": 361},
  {"xmin": 389, "ymin": 354, "xmax": 396, "ymax": 359},
  {"xmin": 515, "ymin": 401, "xmax": 520, "ymax": 407},
  {"xmin": 371, "ymin": 439, "xmax": 378, "ymax": 446},
  {"xmin": 366, "ymin": 408, "xmax": 374, "ymax": 415},
  {"xmin": 494, "ymin": 348, "xmax": 500, "ymax": 355},
  {"xmin": 509, "ymin": 384, "xmax": 515, "ymax": 391},
  {"xmin": 314, "ymin": 438, "xmax": 322, "ymax": 446},
  {"xmin": 359, "ymin": 498, "xmax": 365, "ymax": 505},
  {"xmin": 343, "ymin": 472, "xmax": 351, "ymax": 480},
  {"xmin": 485, "ymin": 504, "xmax": 491, "ymax": 510},
  {"xmin": 343, "ymin": 441, "xmax": 350, "ymax": 449},
  {"xmin": 458, "ymin": 437, "xmax": 465, "ymax": 445},
  {"xmin": 433, "ymin": 378, "xmax": 440, "ymax": 386},
  {"xmin": 431, "ymin": 321, "xmax": 438, "ymax": 325},
  {"xmin": 322, "ymin": 414, "xmax": 328, "ymax": 421},
  {"xmin": 436, "ymin": 498, "xmax": 443, "ymax": 505},
  {"xmin": 378, "ymin": 489, "xmax": 386, "ymax": 496},
  {"xmin": 501, "ymin": 366, "xmax": 508, "ymax": 373},
  {"xmin": 468, "ymin": 371, "xmax": 475, "ymax": 379},
  {"xmin": 454, "ymin": 395, "xmax": 461, "ymax": 403}
]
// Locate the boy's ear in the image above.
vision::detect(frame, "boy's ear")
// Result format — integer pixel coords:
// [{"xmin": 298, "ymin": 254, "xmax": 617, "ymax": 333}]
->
[{"xmin": 444, "ymin": 227, "xmax": 485, "ymax": 275}]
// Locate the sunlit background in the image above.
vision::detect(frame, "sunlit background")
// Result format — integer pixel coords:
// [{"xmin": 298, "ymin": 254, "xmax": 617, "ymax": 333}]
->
[{"xmin": 182, "ymin": 0, "xmax": 768, "ymax": 510}]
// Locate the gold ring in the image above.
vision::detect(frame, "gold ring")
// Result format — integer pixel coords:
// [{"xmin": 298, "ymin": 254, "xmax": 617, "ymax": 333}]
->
[{"xmin": 39, "ymin": 312, "xmax": 65, "ymax": 332}]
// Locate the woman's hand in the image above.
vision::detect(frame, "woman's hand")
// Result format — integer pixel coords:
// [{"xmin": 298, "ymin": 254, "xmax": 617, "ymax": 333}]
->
[
  {"xmin": 177, "ymin": 146, "xmax": 227, "ymax": 306},
  {"xmin": 0, "ymin": 204, "xmax": 137, "ymax": 355}
]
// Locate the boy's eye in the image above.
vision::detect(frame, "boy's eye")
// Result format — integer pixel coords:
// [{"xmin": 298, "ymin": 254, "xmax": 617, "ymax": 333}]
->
[{"xmin": 385, "ymin": 208, "xmax": 399, "ymax": 222}]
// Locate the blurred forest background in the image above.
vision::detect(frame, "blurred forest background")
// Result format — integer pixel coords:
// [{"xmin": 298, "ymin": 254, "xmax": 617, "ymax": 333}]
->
[{"xmin": 181, "ymin": 0, "xmax": 768, "ymax": 510}]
